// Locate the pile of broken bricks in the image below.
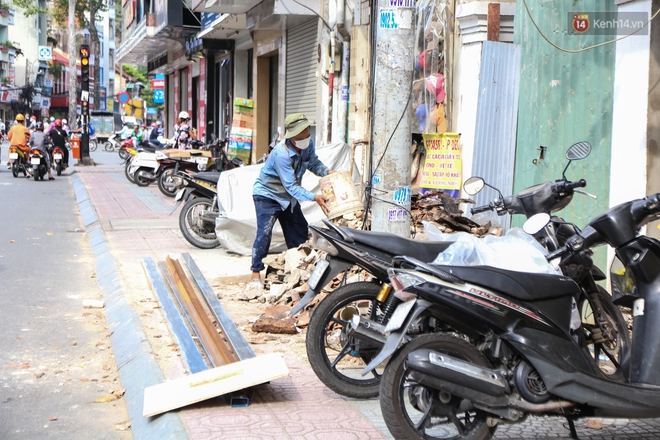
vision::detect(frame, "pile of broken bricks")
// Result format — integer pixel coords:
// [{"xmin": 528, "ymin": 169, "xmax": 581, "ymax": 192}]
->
[{"xmin": 245, "ymin": 191, "xmax": 497, "ymax": 334}]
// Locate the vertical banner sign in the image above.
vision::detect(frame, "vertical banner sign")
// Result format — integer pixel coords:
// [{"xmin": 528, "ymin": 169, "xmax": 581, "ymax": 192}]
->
[
  {"xmin": 173, "ymin": 69, "xmax": 179, "ymax": 120},
  {"xmin": 187, "ymin": 66, "xmax": 193, "ymax": 118},
  {"xmin": 420, "ymin": 132, "xmax": 462, "ymax": 191},
  {"xmin": 79, "ymin": 44, "xmax": 91, "ymax": 159},
  {"xmin": 198, "ymin": 58, "xmax": 206, "ymax": 141}
]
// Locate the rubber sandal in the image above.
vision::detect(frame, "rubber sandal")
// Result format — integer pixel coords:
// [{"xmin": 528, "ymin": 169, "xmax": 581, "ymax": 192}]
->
[{"xmin": 49, "ymin": 177, "xmax": 54, "ymax": 180}]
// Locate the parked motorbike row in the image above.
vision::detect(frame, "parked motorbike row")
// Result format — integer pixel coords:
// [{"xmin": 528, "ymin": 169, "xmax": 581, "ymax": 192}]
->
[
  {"xmin": 297, "ymin": 141, "xmax": 657, "ymax": 440},
  {"xmin": 8, "ymin": 143, "xmax": 68, "ymax": 180},
  {"xmin": 121, "ymin": 137, "xmax": 242, "ymax": 249}
]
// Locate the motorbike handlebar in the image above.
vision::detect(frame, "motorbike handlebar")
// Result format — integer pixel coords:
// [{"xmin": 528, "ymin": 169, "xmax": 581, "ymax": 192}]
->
[
  {"xmin": 545, "ymin": 245, "xmax": 569, "ymax": 261},
  {"xmin": 565, "ymin": 179, "xmax": 587, "ymax": 190},
  {"xmin": 471, "ymin": 203, "xmax": 494, "ymax": 215}
]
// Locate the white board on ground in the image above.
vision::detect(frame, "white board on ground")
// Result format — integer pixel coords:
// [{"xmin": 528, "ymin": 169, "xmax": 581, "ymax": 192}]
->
[{"xmin": 142, "ymin": 353, "xmax": 289, "ymax": 418}]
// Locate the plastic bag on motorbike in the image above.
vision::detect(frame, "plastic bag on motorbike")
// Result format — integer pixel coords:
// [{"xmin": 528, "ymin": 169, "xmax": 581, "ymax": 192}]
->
[{"xmin": 431, "ymin": 228, "xmax": 561, "ymax": 275}]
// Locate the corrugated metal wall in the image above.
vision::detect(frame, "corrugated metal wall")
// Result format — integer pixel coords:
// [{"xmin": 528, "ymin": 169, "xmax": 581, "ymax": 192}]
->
[
  {"xmin": 513, "ymin": 0, "xmax": 615, "ymax": 233},
  {"xmin": 471, "ymin": 41, "xmax": 522, "ymax": 231},
  {"xmin": 512, "ymin": 0, "xmax": 617, "ymax": 270},
  {"xmin": 286, "ymin": 19, "xmax": 319, "ymax": 121}
]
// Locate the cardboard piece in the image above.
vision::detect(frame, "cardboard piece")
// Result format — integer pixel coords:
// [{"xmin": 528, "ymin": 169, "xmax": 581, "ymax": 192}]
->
[
  {"xmin": 229, "ymin": 97, "xmax": 254, "ymax": 163},
  {"xmin": 142, "ymin": 353, "xmax": 289, "ymax": 418}
]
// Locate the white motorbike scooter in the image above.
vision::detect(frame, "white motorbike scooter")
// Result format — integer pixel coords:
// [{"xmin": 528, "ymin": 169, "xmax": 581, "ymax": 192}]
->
[{"xmin": 126, "ymin": 137, "xmax": 174, "ymax": 187}]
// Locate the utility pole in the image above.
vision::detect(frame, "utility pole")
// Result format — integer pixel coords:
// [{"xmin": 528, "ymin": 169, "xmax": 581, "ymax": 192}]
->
[
  {"xmin": 67, "ymin": 0, "xmax": 77, "ymax": 130},
  {"xmin": 370, "ymin": 0, "xmax": 416, "ymax": 236}
]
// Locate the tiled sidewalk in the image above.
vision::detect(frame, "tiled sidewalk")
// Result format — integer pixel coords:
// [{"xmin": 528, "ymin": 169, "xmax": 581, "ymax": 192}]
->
[
  {"xmin": 75, "ymin": 164, "xmax": 390, "ymax": 440},
  {"xmin": 75, "ymin": 162, "xmax": 631, "ymax": 440}
]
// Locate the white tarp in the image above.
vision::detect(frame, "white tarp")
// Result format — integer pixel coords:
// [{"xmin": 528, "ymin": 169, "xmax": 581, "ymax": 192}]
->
[{"xmin": 215, "ymin": 142, "xmax": 361, "ymax": 255}]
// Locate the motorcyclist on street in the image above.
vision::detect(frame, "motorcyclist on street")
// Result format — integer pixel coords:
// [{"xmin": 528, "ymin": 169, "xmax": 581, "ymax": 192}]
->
[
  {"xmin": 7, "ymin": 114, "xmax": 31, "ymax": 175},
  {"xmin": 48, "ymin": 119, "xmax": 69, "ymax": 168},
  {"xmin": 148, "ymin": 121, "xmax": 162, "ymax": 148},
  {"xmin": 117, "ymin": 122, "xmax": 134, "ymax": 140},
  {"xmin": 28, "ymin": 122, "xmax": 54, "ymax": 180}
]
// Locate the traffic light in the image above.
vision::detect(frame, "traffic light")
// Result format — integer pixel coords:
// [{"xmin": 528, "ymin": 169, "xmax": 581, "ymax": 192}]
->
[
  {"xmin": 80, "ymin": 45, "xmax": 90, "ymax": 83},
  {"xmin": 80, "ymin": 45, "xmax": 90, "ymax": 117}
]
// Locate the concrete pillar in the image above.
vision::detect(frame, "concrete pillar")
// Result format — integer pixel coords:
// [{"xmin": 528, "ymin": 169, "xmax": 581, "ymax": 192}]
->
[{"xmin": 370, "ymin": 1, "xmax": 416, "ymax": 236}]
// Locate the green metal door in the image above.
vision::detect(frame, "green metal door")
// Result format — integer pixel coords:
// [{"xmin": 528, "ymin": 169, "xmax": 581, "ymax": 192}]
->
[{"xmin": 513, "ymin": 1, "xmax": 615, "ymax": 223}]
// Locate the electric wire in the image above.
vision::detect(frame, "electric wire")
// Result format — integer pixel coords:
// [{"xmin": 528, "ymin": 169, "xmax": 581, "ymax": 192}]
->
[
  {"xmin": 522, "ymin": 0, "xmax": 660, "ymax": 53},
  {"xmin": 290, "ymin": 0, "xmax": 332, "ymax": 30}
]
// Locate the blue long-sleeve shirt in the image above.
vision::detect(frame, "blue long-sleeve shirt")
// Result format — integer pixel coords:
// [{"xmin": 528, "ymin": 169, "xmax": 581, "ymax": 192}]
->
[{"xmin": 253, "ymin": 138, "xmax": 329, "ymax": 210}]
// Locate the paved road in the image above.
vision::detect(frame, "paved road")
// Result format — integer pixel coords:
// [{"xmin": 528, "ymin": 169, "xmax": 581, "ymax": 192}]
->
[{"xmin": 0, "ymin": 143, "xmax": 131, "ymax": 439}]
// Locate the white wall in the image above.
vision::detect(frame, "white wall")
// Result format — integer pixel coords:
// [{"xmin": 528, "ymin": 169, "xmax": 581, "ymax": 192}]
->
[
  {"xmin": 9, "ymin": 8, "xmax": 40, "ymax": 88},
  {"xmin": 610, "ymin": 0, "xmax": 652, "ymax": 207}
]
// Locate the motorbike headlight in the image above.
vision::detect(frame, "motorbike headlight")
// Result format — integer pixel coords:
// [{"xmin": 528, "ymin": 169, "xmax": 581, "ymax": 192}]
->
[{"xmin": 311, "ymin": 230, "xmax": 338, "ymax": 256}]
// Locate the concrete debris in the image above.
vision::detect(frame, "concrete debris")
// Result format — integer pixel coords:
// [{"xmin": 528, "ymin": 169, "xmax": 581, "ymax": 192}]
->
[
  {"xmin": 251, "ymin": 317, "xmax": 299, "ymax": 334},
  {"xmin": 82, "ymin": 299, "xmax": 106, "ymax": 309},
  {"xmin": 411, "ymin": 190, "xmax": 495, "ymax": 236}
]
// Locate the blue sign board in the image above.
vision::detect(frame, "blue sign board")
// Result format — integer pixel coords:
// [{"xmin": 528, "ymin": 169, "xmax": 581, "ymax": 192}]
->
[
  {"xmin": 146, "ymin": 107, "xmax": 157, "ymax": 115},
  {"xmin": 201, "ymin": 13, "xmax": 220, "ymax": 31},
  {"xmin": 153, "ymin": 89, "xmax": 165, "ymax": 104}
]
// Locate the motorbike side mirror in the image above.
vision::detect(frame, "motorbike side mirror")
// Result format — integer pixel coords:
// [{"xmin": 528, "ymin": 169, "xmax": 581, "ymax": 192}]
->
[
  {"xmin": 463, "ymin": 177, "xmax": 485, "ymax": 196},
  {"xmin": 523, "ymin": 213, "xmax": 551, "ymax": 235},
  {"xmin": 566, "ymin": 141, "xmax": 591, "ymax": 161}
]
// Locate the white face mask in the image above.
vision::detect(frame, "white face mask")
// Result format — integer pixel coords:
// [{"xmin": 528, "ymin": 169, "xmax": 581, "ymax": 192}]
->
[{"xmin": 294, "ymin": 137, "xmax": 311, "ymax": 150}]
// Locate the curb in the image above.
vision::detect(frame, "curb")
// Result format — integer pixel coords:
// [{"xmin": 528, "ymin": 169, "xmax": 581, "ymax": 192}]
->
[{"xmin": 70, "ymin": 173, "xmax": 189, "ymax": 440}]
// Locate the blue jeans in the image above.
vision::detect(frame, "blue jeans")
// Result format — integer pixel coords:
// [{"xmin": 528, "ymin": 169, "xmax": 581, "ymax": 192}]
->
[{"xmin": 251, "ymin": 195, "xmax": 309, "ymax": 272}]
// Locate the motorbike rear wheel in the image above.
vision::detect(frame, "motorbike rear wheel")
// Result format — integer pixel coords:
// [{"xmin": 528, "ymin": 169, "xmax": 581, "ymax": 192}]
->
[
  {"xmin": 56, "ymin": 162, "xmax": 62, "ymax": 176},
  {"xmin": 11, "ymin": 162, "xmax": 18, "ymax": 178},
  {"xmin": 33, "ymin": 169, "xmax": 39, "ymax": 181},
  {"xmin": 306, "ymin": 282, "xmax": 386, "ymax": 399},
  {"xmin": 118, "ymin": 146, "xmax": 129, "ymax": 160},
  {"xmin": 380, "ymin": 333, "xmax": 496, "ymax": 440},
  {"xmin": 158, "ymin": 167, "xmax": 178, "ymax": 197},
  {"xmin": 134, "ymin": 167, "xmax": 153, "ymax": 187},
  {"xmin": 104, "ymin": 141, "xmax": 114, "ymax": 152},
  {"xmin": 90, "ymin": 140, "xmax": 98, "ymax": 152},
  {"xmin": 179, "ymin": 197, "xmax": 220, "ymax": 249}
]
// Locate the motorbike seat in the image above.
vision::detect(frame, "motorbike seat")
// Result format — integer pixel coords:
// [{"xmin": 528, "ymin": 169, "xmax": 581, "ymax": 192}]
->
[
  {"xmin": 339, "ymin": 228, "xmax": 453, "ymax": 264},
  {"xmin": 139, "ymin": 145, "xmax": 157, "ymax": 153},
  {"xmin": 194, "ymin": 171, "xmax": 222, "ymax": 183},
  {"xmin": 433, "ymin": 264, "xmax": 580, "ymax": 301}
]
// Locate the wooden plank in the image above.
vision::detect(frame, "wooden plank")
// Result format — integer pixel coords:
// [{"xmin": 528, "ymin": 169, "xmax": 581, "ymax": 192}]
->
[
  {"xmin": 182, "ymin": 253, "xmax": 255, "ymax": 360},
  {"xmin": 487, "ymin": 3, "xmax": 500, "ymax": 42},
  {"xmin": 142, "ymin": 258, "xmax": 208, "ymax": 374},
  {"xmin": 142, "ymin": 353, "xmax": 289, "ymax": 418},
  {"xmin": 167, "ymin": 257, "xmax": 240, "ymax": 366}
]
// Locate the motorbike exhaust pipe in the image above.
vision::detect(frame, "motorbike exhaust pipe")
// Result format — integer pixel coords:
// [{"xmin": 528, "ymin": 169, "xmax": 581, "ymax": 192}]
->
[
  {"xmin": 346, "ymin": 315, "xmax": 387, "ymax": 347},
  {"xmin": 406, "ymin": 349, "xmax": 510, "ymax": 407}
]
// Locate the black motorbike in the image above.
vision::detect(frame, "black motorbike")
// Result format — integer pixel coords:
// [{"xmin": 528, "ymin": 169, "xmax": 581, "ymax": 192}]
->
[
  {"xmin": 171, "ymin": 171, "xmax": 223, "ymax": 249},
  {"xmin": 305, "ymin": 141, "xmax": 627, "ymax": 400},
  {"xmin": 170, "ymin": 151, "xmax": 242, "ymax": 249},
  {"xmin": 29, "ymin": 148, "xmax": 49, "ymax": 181},
  {"xmin": 360, "ymin": 191, "xmax": 660, "ymax": 440}
]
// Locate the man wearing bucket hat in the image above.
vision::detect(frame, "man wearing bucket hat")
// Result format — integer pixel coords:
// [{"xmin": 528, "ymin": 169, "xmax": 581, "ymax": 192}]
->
[{"xmin": 250, "ymin": 113, "xmax": 334, "ymax": 288}]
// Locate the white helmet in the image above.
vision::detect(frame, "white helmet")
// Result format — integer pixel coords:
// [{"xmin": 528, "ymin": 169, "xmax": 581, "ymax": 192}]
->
[
  {"xmin": 178, "ymin": 111, "xmax": 190, "ymax": 120},
  {"xmin": 62, "ymin": 118, "xmax": 67, "ymax": 124},
  {"xmin": 50, "ymin": 117, "xmax": 55, "ymax": 122}
]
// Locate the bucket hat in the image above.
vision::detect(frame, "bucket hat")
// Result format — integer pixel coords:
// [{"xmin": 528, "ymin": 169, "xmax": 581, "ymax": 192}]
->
[{"xmin": 283, "ymin": 113, "xmax": 312, "ymax": 139}]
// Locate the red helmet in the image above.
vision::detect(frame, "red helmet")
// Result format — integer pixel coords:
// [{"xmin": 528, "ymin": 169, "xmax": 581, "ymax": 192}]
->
[{"xmin": 55, "ymin": 119, "xmax": 62, "ymax": 127}]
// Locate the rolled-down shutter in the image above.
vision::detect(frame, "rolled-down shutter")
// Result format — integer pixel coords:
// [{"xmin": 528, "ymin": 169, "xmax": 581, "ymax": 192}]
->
[{"xmin": 286, "ymin": 19, "xmax": 318, "ymax": 121}]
